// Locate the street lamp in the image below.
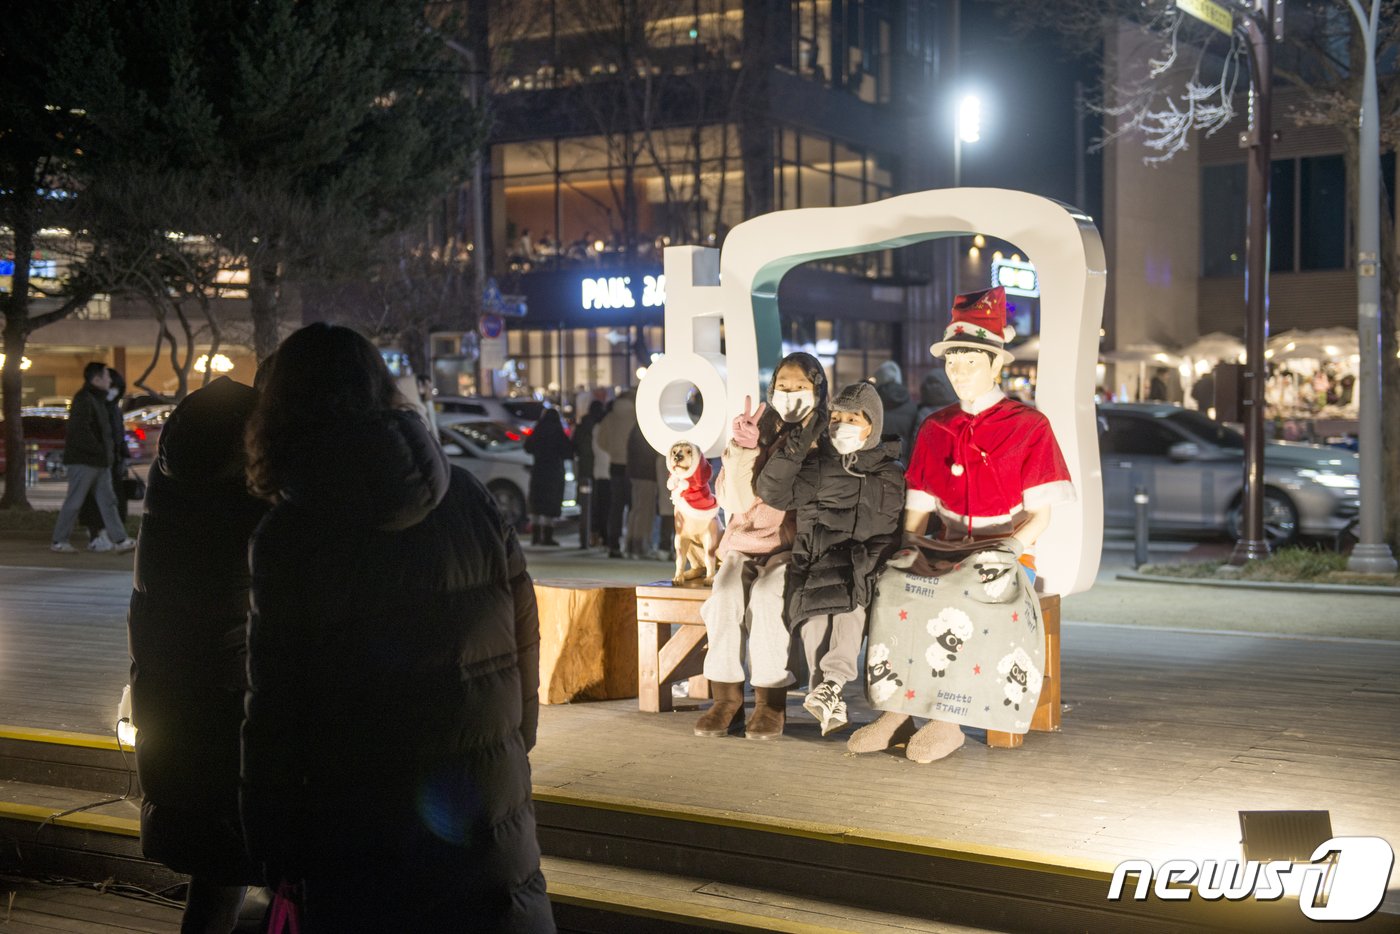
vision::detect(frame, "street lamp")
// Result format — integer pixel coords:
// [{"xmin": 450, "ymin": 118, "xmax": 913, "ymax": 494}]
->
[{"xmin": 953, "ymin": 92, "xmax": 983, "ymax": 187}]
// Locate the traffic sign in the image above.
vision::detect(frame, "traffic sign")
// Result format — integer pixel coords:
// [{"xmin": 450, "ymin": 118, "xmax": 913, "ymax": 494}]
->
[
  {"xmin": 480, "ymin": 313, "xmax": 505, "ymax": 339},
  {"xmin": 1177, "ymin": 0, "xmax": 1233, "ymax": 36}
]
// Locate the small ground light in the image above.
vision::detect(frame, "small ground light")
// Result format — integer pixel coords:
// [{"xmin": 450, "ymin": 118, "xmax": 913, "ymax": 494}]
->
[{"xmin": 1239, "ymin": 810, "xmax": 1333, "ymax": 862}]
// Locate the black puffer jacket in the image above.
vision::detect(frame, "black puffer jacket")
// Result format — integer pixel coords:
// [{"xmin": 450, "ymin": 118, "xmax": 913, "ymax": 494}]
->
[
  {"xmin": 755, "ymin": 423, "xmax": 905, "ymax": 623},
  {"xmin": 242, "ymin": 409, "xmax": 553, "ymax": 933},
  {"xmin": 128, "ymin": 377, "xmax": 266, "ymax": 883},
  {"xmin": 876, "ymin": 381, "xmax": 919, "ymax": 464},
  {"xmin": 64, "ymin": 385, "xmax": 115, "ymax": 468}
]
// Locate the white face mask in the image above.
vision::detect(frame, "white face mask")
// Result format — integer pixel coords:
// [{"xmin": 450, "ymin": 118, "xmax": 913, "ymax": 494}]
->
[
  {"xmin": 771, "ymin": 389, "xmax": 815, "ymax": 423},
  {"xmin": 830, "ymin": 423, "xmax": 867, "ymax": 454},
  {"xmin": 106, "ymin": 388, "xmax": 120, "ymax": 402}
]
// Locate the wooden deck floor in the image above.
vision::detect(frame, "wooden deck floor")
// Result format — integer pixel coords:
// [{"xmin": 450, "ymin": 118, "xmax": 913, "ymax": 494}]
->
[
  {"xmin": 2, "ymin": 565, "xmax": 1397, "ymax": 911},
  {"xmin": 533, "ymin": 623, "xmax": 1400, "ymax": 879},
  {"xmin": 0, "ymin": 876, "xmax": 182, "ymax": 933}
]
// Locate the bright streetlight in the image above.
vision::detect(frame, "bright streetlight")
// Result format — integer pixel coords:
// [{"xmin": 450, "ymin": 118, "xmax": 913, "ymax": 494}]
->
[{"xmin": 958, "ymin": 94, "xmax": 982, "ymax": 143}]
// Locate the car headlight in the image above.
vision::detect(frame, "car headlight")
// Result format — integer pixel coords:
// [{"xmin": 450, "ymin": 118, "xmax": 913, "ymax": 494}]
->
[{"xmin": 1297, "ymin": 468, "xmax": 1360, "ymax": 489}]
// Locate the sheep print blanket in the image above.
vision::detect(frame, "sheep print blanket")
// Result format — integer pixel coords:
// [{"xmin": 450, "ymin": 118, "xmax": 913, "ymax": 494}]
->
[{"xmin": 864, "ymin": 538, "xmax": 1045, "ymax": 735}]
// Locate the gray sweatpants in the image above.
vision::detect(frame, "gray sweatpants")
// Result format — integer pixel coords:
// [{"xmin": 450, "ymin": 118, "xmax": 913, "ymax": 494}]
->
[
  {"xmin": 796, "ymin": 606, "xmax": 868, "ymax": 690},
  {"xmin": 52, "ymin": 463, "xmax": 128, "ymax": 545},
  {"xmin": 700, "ymin": 551, "xmax": 792, "ymax": 688}
]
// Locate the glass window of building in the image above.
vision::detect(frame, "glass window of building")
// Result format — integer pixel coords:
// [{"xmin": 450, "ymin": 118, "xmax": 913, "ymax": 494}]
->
[{"xmin": 1299, "ymin": 154, "xmax": 1345, "ymax": 271}]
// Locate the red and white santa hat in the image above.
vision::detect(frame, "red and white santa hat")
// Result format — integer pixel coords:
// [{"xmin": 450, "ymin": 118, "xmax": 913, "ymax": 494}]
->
[{"xmin": 929, "ymin": 286, "xmax": 1015, "ymax": 366}]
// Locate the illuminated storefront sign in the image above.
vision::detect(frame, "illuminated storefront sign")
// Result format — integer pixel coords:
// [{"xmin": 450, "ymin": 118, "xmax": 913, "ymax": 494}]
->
[
  {"xmin": 992, "ymin": 257, "xmax": 1039, "ymax": 297},
  {"xmin": 581, "ymin": 274, "xmax": 666, "ymax": 311}
]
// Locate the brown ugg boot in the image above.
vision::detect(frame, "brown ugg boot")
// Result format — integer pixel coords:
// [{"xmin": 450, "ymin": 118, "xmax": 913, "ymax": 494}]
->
[
  {"xmin": 905, "ymin": 719, "xmax": 966, "ymax": 764},
  {"xmin": 744, "ymin": 686, "xmax": 787, "ymax": 740},
  {"xmin": 846, "ymin": 711, "xmax": 916, "ymax": 754},
  {"xmin": 693, "ymin": 682, "xmax": 745, "ymax": 737}
]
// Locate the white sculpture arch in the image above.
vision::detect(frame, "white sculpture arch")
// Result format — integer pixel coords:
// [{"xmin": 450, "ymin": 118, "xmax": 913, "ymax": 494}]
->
[{"xmin": 636, "ymin": 188, "xmax": 1106, "ymax": 595}]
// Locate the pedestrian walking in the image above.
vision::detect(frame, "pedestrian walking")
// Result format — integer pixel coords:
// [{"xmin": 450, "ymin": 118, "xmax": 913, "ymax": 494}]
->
[
  {"xmin": 872, "ymin": 360, "xmax": 918, "ymax": 463},
  {"xmin": 241, "ymin": 324, "xmax": 553, "ymax": 933},
  {"xmin": 126, "ymin": 376, "xmax": 267, "ymax": 934},
  {"xmin": 915, "ymin": 365, "xmax": 958, "ymax": 427},
  {"xmin": 51, "ymin": 362, "xmax": 136, "ymax": 554},
  {"xmin": 596, "ymin": 389, "xmax": 637, "ymax": 558},
  {"xmin": 79, "ymin": 367, "xmax": 130, "ymax": 550},
  {"xmin": 524, "ymin": 408, "xmax": 571, "ymax": 546},
  {"xmin": 572, "ymin": 400, "xmax": 605, "ymax": 548}
]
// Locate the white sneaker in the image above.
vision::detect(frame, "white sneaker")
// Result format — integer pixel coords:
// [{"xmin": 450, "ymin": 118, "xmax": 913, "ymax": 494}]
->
[
  {"xmin": 111, "ymin": 537, "xmax": 137, "ymax": 554},
  {"xmin": 803, "ymin": 680, "xmax": 847, "ymax": 735},
  {"xmin": 50, "ymin": 542, "xmax": 78, "ymax": 554},
  {"xmin": 88, "ymin": 532, "xmax": 114, "ymax": 553}
]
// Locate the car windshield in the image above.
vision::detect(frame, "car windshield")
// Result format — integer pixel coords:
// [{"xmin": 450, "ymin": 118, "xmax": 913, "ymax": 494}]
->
[
  {"xmin": 447, "ymin": 421, "xmax": 524, "ymax": 451},
  {"xmin": 1164, "ymin": 410, "xmax": 1243, "ymax": 449}
]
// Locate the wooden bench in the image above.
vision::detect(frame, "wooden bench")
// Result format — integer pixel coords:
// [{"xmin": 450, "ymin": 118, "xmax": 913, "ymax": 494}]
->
[
  {"xmin": 635, "ymin": 583, "xmax": 712, "ymax": 712},
  {"xmin": 636, "ymin": 583, "xmax": 1063, "ymax": 748}
]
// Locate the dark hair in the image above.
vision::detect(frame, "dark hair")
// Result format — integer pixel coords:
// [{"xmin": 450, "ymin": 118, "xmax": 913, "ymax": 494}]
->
[
  {"xmin": 945, "ymin": 347, "xmax": 1000, "ymax": 367},
  {"xmin": 245, "ymin": 324, "xmax": 404, "ymax": 499},
  {"xmin": 753, "ymin": 350, "xmax": 830, "ymax": 468},
  {"xmin": 587, "ymin": 399, "xmax": 605, "ymax": 421},
  {"xmin": 107, "ymin": 367, "xmax": 126, "ymax": 395},
  {"xmin": 83, "ymin": 361, "xmax": 109, "ymax": 383}
]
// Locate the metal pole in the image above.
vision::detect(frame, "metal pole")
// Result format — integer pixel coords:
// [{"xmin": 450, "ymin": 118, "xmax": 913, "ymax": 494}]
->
[
  {"xmin": 1344, "ymin": 0, "xmax": 1398, "ymax": 574},
  {"xmin": 1229, "ymin": 8, "xmax": 1273, "ymax": 566},
  {"xmin": 1134, "ymin": 486, "xmax": 1150, "ymax": 568}
]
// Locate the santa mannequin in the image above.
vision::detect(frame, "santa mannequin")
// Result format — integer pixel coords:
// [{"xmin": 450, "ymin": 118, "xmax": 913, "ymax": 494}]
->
[{"xmin": 848, "ymin": 285, "xmax": 1075, "ymax": 763}]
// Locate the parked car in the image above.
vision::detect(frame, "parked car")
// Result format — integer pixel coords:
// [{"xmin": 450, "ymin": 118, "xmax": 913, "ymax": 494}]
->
[
  {"xmin": 433, "ymin": 396, "xmax": 547, "ymax": 435},
  {"xmin": 1098, "ymin": 403, "xmax": 1360, "ymax": 547},
  {"xmin": 0, "ymin": 410, "xmax": 143, "ymax": 477},
  {"xmin": 436, "ymin": 415, "xmax": 578, "ymax": 530}
]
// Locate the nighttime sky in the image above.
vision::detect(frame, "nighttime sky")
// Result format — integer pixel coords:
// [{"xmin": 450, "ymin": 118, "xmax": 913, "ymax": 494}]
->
[{"xmin": 956, "ymin": 0, "xmax": 1101, "ymax": 219}]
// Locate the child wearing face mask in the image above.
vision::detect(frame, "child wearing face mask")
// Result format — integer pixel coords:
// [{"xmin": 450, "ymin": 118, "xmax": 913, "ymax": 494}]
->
[{"xmin": 755, "ymin": 381, "xmax": 905, "ymax": 736}]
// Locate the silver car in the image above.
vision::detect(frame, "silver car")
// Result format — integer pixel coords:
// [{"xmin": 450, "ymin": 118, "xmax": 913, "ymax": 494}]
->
[
  {"xmin": 1098, "ymin": 403, "xmax": 1359, "ymax": 547},
  {"xmin": 436, "ymin": 416, "xmax": 577, "ymax": 530}
]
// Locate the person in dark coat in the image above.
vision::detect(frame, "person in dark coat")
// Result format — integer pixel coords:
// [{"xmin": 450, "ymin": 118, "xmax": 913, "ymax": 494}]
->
[
  {"xmin": 127, "ymin": 376, "xmax": 267, "ymax": 933},
  {"xmin": 241, "ymin": 324, "xmax": 553, "ymax": 933},
  {"xmin": 755, "ymin": 381, "xmax": 905, "ymax": 737},
  {"xmin": 572, "ymin": 400, "xmax": 606, "ymax": 548},
  {"xmin": 872, "ymin": 361, "xmax": 919, "ymax": 464},
  {"xmin": 524, "ymin": 408, "xmax": 571, "ymax": 546},
  {"xmin": 625, "ymin": 422, "xmax": 659, "ymax": 557},
  {"xmin": 916, "ymin": 366, "xmax": 959, "ymax": 427},
  {"xmin": 80, "ymin": 367, "xmax": 130, "ymax": 547},
  {"xmin": 51, "ymin": 362, "xmax": 135, "ymax": 553}
]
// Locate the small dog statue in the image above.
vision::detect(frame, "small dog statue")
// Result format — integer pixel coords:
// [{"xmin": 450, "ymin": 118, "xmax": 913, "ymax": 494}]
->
[{"xmin": 666, "ymin": 441, "xmax": 721, "ymax": 586}]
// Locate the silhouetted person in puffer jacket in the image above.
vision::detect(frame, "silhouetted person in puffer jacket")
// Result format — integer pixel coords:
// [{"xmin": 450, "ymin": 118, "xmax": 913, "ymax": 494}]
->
[{"xmin": 241, "ymin": 324, "xmax": 553, "ymax": 933}]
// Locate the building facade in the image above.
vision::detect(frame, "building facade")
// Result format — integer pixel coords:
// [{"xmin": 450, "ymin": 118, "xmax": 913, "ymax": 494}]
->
[{"xmin": 430, "ymin": 0, "xmax": 958, "ymax": 402}]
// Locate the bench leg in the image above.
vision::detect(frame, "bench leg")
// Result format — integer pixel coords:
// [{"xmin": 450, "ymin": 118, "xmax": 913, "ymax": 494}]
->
[{"xmin": 638, "ymin": 621, "xmax": 670, "ymax": 713}]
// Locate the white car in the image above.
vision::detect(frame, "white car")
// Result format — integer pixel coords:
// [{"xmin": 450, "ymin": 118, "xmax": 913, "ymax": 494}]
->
[
  {"xmin": 433, "ymin": 396, "xmax": 546, "ymax": 435},
  {"xmin": 436, "ymin": 416, "xmax": 577, "ymax": 530}
]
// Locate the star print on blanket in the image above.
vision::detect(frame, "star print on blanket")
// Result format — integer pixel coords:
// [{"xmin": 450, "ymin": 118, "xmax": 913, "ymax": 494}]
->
[{"xmin": 864, "ymin": 539, "xmax": 1045, "ymax": 734}]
